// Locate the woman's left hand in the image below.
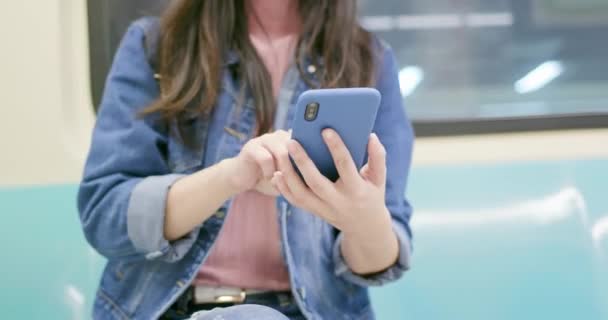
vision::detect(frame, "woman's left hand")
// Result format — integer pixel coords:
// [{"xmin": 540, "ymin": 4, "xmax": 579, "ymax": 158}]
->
[
  {"xmin": 271, "ymin": 129, "xmax": 399, "ymax": 274},
  {"xmin": 270, "ymin": 129, "xmax": 392, "ymax": 238}
]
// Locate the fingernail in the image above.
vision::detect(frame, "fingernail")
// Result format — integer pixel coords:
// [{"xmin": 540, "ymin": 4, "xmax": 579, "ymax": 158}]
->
[
  {"xmin": 322, "ymin": 129, "xmax": 333, "ymax": 140},
  {"xmin": 371, "ymin": 133, "xmax": 378, "ymax": 140}
]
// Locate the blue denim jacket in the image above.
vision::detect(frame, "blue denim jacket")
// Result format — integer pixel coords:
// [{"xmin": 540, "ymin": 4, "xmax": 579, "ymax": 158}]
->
[{"xmin": 78, "ymin": 17, "xmax": 414, "ymax": 320}]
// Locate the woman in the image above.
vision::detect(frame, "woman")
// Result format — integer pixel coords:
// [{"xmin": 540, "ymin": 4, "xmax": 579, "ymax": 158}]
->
[{"xmin": 78, "ymin": 0, "xmax": 414, "ymax": 319}]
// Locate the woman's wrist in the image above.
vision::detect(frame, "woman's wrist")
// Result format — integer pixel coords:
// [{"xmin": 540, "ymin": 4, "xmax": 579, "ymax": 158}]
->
[
  {"xmin": 341, "ymin": 206, "xmax": 393, "ymax": 240},
  {"xmin": 164, "ymin": 157, "xmax": 249, "ymax": 241},
  {"xmin": 218, "ymin": 158, "xmax": 249, "ymax": 196},
  {"xmin": 340, "ymin": 208, "xmax": 399, "ymax": 275}
]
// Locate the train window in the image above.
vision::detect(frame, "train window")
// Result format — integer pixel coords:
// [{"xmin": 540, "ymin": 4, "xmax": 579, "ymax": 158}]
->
[
  {"xmin": 361, "ymin": 0, "xmax": 608, "ymax": 135},
  {"xmin": 88, "ymin": 0, "xmax": 608, "ymax": 135},
  {"xmin": 87, "ymin": 0, "xmax": 167, "ymax": 110}
]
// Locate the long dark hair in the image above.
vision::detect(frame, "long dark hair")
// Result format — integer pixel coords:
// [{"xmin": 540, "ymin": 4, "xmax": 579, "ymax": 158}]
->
[{"xmin": 144, "ymin": 0, "xmax": 376, "ymax": 136}]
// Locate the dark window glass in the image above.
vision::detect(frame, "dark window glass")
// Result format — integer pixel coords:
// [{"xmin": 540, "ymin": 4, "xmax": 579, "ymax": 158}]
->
[
  {"xmin": 88, "ymin": 0, "xmax": 608, "ymax": 135},
  {"xmin": 88, "ymin": 0, "xmax": 166, "ymax": 110}
]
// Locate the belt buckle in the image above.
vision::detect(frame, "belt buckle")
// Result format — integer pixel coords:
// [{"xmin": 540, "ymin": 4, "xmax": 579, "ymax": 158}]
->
[{"xmin": 215, "ymin": 290, "xmax": 247, "ymax": 304}]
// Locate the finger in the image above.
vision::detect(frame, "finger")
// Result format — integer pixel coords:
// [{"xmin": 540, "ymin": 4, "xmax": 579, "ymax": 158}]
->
[
  {"xmin": 272, "ymin": 172, "xmax": 334, "ymax": 222},
  {"xmin": 252, "ymin": 147, "xmax": 276, "ymax": 178},
  {"xmin": 256, "ymin": 131, "xmax": 292, "ymax": 176},
  {"xmin": 287, "ymin": 140, "xmax": 337, "ymax": 201},
  {"xmin": 260, "ymin": 134, "xmax": 292, "ymax": 174},
  {"xmin": 264, "ymin": 137, "xmax": 308, "ymax": 195},
  {"xmin": 275, "ymin": 156, "xmax": 327, "ymax": 209},
  {"xmin": 365, "ymin": 133, "xmax": 387, "ymax": 187},
  {"xmin": 259, "ymin": 131, "xmax": 297, "ymax": 176},
  {"xmin": 322, "ymin": 129, "xmax": 361, "ymax": 186},
  {"xmin": 257, "ymin": 179, "xmax": 280, "ymax": 196},
  {"xmin": 274, "ymin": 129, "xmax": 292, "ymax": 140},
  {"xmin": 272, "ymin": 172, "xmax": 295, "ymax": 199},
  {"xmin": 359, "ymin": 163, "xmax": 370, "ymax": 178},
  {"xmin": 264, "ymin": 138, "xmax": 314, "ymax": 200}
]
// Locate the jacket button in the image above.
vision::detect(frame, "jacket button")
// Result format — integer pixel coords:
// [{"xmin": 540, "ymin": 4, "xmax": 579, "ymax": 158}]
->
[
  {"xmin": 307, "ymin": 65, "xmax": 317, "ymax": 74},
  {"xmin": 176, "ymin": 280, "xmax": 186, "ymax": 288},
  {"xmin": 298, "ymin": 287, "xmax": 307, "ymax": 300}
]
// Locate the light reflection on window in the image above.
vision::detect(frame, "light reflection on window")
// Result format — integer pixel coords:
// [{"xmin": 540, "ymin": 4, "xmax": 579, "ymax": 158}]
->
[{"xmin": 359, "ymin": 0, "xmax": 608, "ymax": 121}]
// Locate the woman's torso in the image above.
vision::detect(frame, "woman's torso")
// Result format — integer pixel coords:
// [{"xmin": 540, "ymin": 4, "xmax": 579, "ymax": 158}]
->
[{"xmin": 88, "ymin": 16, "xmax": 410, "ymax": 320}]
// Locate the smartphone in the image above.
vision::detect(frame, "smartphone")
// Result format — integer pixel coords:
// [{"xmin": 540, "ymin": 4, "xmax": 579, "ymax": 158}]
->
[{"xmin": 291, "ymin": 88, "xmax": 381, "ymax": 182}]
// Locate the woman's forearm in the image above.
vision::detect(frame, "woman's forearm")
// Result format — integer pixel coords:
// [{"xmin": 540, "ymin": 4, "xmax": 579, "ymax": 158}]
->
[
  {"xmin": 340, "ymin": 208, "xmax": 399, "ymax": 275},
  {"xmin": 164, "ymin": 158, "xmax": 241, "ymax": 241}
]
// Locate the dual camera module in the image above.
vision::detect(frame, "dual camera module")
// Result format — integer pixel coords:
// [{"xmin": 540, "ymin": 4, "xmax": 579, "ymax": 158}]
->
[{"xmin": 304, "ymin": 102, "xmax": 320, "ymax": 121}]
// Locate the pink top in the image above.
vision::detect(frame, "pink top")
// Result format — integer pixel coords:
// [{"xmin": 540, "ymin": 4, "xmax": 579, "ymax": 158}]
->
[{"xmin": 195, "ymin": 191, "xmax": 291, "ymax": 290}]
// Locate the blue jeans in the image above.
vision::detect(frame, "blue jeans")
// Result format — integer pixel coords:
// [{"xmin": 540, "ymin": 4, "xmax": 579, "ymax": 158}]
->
[
  {"xmin": 190, "ymin": 305, "xmax": 294, "ymax": 320},
  {"xmin": 162, "ymin": 291, "xmax": 306, "ymax": 320}
]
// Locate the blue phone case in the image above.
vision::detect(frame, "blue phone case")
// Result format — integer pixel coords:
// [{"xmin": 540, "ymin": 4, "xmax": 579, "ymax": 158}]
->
[{"xmin": 291, "ymin": 88, "xmax": 381, "ymax": 182}]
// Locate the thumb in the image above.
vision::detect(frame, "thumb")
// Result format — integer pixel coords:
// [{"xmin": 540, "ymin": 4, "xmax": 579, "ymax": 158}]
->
[{"xmin": 364, "ymin": 133, "xmax": 387, "ymax": 187}]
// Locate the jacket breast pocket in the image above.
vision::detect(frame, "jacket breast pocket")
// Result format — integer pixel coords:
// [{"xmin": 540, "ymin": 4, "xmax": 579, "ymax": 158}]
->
[{"xmin": 167, "ymin": 115, "xmax": 209, "ymax": 173}]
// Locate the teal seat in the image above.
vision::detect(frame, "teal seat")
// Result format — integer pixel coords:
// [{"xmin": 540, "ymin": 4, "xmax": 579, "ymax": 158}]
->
[
  {"xmin": 2, "ymin": 159, "xmax": 607, "ymax": 319},
  {"xmin": 371, "ymin": 159, "xmax": 608, "ymax": 319},
  {"xmin": 0, "ymin": 185, "xmax": 104, "ymax": 319}
]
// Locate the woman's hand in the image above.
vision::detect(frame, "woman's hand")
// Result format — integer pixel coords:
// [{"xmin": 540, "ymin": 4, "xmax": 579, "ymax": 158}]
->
[
  {"xmin": 271, "ymin": 129, "xmax": 390, "ymax": 234},
  {"xmin": 254, "ymin": 179, "xmax": 281, "ymax": 196},
  {"xmin": 270, "ymin": 129, "xmax": 399, "ymax": 274},
  {"xmin": 228, "ymin": 130, "xmax": 291, "ymax": 195},
  {"xmin": 164, "ymin": 130, "xmax": 289, "ymax": 241}
]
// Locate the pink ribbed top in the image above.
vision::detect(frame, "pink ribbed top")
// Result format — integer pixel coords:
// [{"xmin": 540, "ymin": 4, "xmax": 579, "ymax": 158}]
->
[{"xmin": 194, "ymin": 191, "xmax": 291, "ymax": 290}]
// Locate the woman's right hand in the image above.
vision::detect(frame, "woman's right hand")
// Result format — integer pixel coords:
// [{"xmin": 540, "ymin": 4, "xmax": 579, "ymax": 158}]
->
[
  {"xmin": 164, "ymin": 130, "xmax": 291, "ymax": 241},
  {"xmin": 227, "ymin": 130, "xmax": 291, "ymax": 195}
]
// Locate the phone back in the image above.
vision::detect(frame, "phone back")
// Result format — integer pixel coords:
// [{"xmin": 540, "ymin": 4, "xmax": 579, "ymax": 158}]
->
[{"xmin": 291, "ymin": 88, "xmax": 381, "ymax": 182}]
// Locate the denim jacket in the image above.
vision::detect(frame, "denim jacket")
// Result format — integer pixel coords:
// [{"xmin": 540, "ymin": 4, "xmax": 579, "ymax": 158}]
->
[{"xmin": 77, "ymin": 17, "xmax": 414, "ymax": 320}]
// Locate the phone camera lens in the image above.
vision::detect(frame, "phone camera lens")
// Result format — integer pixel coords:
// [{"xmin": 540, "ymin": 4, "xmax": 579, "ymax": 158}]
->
[{"xmin": 305, "ymin": 102, "xmax": 320, "ymax": 121}]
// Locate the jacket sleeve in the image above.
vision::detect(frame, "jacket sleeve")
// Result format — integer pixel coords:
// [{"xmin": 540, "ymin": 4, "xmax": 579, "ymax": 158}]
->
[
  {"xmin": 333, "ymin": 41, "xmax": 415, "ymax": 286},
  {"xmin": 77, "ymin": 18, "xmax": 199, "ymax": 263}
]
